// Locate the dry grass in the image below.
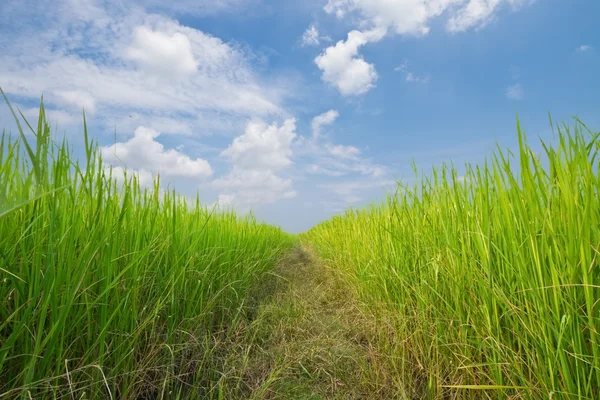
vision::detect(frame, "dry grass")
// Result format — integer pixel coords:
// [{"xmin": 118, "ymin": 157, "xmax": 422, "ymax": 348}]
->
[{"xmin": 206, "ymin": 245, "xmax": 406, "ymax": 399}]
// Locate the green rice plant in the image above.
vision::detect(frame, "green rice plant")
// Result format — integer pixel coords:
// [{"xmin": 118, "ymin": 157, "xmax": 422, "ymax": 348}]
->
[
  {"xmin": 303, "ymin": 118, "xmax": 600, "ymax": 399},
  {"xmin": 0, "ymin": 90, "xmax": 295, "ymax": 399}
]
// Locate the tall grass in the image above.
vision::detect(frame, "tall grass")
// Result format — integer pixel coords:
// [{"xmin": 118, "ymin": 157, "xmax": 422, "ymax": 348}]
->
[
  {"xmin": 0, "ymin": 94, "xmax": 295, "ymax": 398},
  {"xmin": 304, "ymin": 118, "xmax": 600, "ymax": 399}
]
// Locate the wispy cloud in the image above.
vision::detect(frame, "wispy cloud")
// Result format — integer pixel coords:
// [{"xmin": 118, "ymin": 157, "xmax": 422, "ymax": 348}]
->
[
  {"xmin": 303, "ymin": 109, "xmax": 391, "ymax": 209},
  {"xmin": 506, "ymin": 83, "xmax": 524, "ymax": 100},
  {"xmin": 577, "ymin": 44, "xmax": 593, "ymax": 52},
  {"xmin": 318, "ymin": 179, "xmax": 396, "ymax": 207},
  {"xmin": 302, "ymin": 25, "xmax": 321, "ymax": 46},
  {"xmin": 326, "ymin": 144, "xmax": 360, "ymax": 160},
  {"xmin": 301, "ymin": 24, "xmax": 331, "ymax": 47},
  {"xmin": 395, "ymin": 61, "xmax": 430, "ymax": 84},
  {"xmin": 311, "ymin": 110, "xmax": 339, "ymax": 140}
]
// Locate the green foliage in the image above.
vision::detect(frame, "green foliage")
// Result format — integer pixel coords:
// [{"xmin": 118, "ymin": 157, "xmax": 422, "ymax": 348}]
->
[
  {"xmin": 0, "ymin": 91, "xmax": 295, "ymax": 398},
  {"xmin": 303, "ymin": 118, "xmax": 600, "ymax": 399}
]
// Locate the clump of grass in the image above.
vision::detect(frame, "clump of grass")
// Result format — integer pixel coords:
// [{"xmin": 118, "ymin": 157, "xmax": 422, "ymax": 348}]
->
[
  {"xmin": 0, "ymin": 91, "xmax": 295, "ymax": 399},
  {"xmin": 303, "ymin": 118, "xmax": 600, "ymax": 398}
]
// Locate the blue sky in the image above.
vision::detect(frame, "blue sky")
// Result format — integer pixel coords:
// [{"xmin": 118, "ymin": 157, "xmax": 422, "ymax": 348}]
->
[{"xmin": 1, "ymin": 0, "xmax": 599, "ymax": 232}]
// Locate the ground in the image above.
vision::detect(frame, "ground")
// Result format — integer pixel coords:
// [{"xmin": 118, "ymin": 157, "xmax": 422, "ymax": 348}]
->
[{"xmin": 208, "ymin": 245, "xmax": 402, "ymax": 399}]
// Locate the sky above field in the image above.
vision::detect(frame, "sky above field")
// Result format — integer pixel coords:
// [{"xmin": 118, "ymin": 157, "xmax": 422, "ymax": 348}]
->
[{"xmin": 1, "ymin": 0, "xmax": 599, "ymax": 232}]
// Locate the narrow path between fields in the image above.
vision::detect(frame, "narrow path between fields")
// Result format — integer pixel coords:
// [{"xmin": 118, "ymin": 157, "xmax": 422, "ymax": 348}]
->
[{"xmin": 214, "ymin": 245, "xmax": 398, "ymax": 399}]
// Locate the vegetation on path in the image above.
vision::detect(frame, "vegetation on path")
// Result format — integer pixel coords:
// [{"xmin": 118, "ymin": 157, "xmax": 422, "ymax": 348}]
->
[{"xmin": 207, "ymin": 245, "xmax": 399, "ymax": 399}]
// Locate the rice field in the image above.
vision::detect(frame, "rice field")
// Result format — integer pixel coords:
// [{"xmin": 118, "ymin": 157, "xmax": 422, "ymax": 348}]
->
[
  {"xmin": 2, "ymin": 86, "xmax": 600, "ymax": 399},
  {"xmin": 0, "ymin": 94, "xmax": 295, "ymax": 398},
  {"xmin": 303, "ymin": 119, "xmax": 600, "ymax": 398}
]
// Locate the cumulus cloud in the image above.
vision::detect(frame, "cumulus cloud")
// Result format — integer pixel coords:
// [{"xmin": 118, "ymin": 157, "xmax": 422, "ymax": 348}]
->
[
  {"xmin": 324, "ymin": 0, "xmax": 533, "ymax": 35},
  {"xmin": 0, "ymin": 1, "xmax": 287, "ymax": 136},
  {"xmin": 317, "ymin": 1, "xmax": 534, "ymax": 97},
  {"xmin": 215, "ymin": 119, "xmax": 298, "ymax": 208},
  {"xmin": 221, "ymin": 119, "xmax": 296, "ymax": 170},
  {"xmin": 213, "ymin": 169, "xmax": 296, "ymax": 206},
  {"xmin": 106, "ymin": 166, "xmax": 155, "ymax": 188},
  {"xmin": 213, "ymin": 193, "xmax": 236, "ymax": 207},
  {"xmin": 101, "ymin": 126, "xmax": 213, "ymax": 178},
  {"xmin": 311, "ymin": 110, "xmax": 339, "ymax": 140},
  {"xmin": 506, "ymin": 83, "xmax": 523, "ymax": 100},
  {"xmin": 125, "ymin": 26, "xmax": 198, "ymax": 76},
  {"xmin": 447, "ymin": 0, "xmax": 532, "ymax": 33},
  {"xmin": 315, "ymin": 29, "xmax": 385, "ymax": 96}
]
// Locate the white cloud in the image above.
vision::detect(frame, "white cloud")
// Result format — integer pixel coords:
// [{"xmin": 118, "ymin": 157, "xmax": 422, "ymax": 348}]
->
[
  {"xmin": 506, "ymin": 83, "xmax": 523, "ymax": 100},
  {"xmin": 319, "ymin": 179, "xmax": 396, "ymax": 206},
  {"xmin": 395, "ymin": 61, "xmax": 431, "ymax": 83},
  {"xmin": 54, "ymin": 90, "xmax": 97, "ymax": 114},
  {"xmin": 308, "ymin": 164, "xmax": 345, "ymax": 177},
  {"xmin": 447, "ymin": 0, "xmax": 532, "ymax": 33},
  {"xmin": 21, "ymin": 107, "xmax": 78, "ymax": 127},
  {"xmin": 394, "ymin": 61, "xmax": 409, "ymax": 72},
  {"xmin": 327, "ymin": 144, "xmax": 360, "ymax": 159},
  {"xmin": 106, "ymin": 166, "xmax": 155, "ymax": 188},
  {"xmin": 311, "ymin": 110, "xmax": 339, "ymax": 140},
  {"xmin": 216, "ymin": 119, "xmax": 297, "ymax": 208},
  {"xmin": 213, "ymin": 169, "xmax": 296, "ymax": 206},
  {"xmin": 214, "ymin": 193, "xmax": 236, "ymax": 207},
  {"xmin": 324, "ymin": 0, "xmax": 533, "ymax": 35},
  {"xmin": 324, "ymin": 0, "xmax": 443, "ymax": 35},
  {"xmin": 317, "ymin": 1, "xmax": 533, "ymax": 97},
  {"xmin": 405, "ymin": 72, "xmax": 431, "ymax": 83},
  {"xmin": 301, "ymin": 25, "xmax": 332, "ymax": 47},
  {"xmin": 221, "ymin": 119, "xmax": 296, "ymax": 170},
  {"xmin": 0, "ymin": 1, "xmax": 287, "ymax": 136},
  {"xmin": 115, "ymin": 113, "xmax": 196, "ymax": 136},
  {"xmin": 305, "ymin": 110, "xmax": 388, "ymax": 179},
  {"xmin": 102, "ymin": 126, "xmax": 213, "ymax": 178},
  {"xmin": 315, "ymin": 29, "xmax": 385, "ymax": 96},
  {"xmin": 313, "ymin": 155, "xmax": 387, "ymax": 177},
  {"xmin": 577, "ymin": 45, "xmax": 592, "ymax": 52},
  {"xmin": 302, "ymin": 25, "xmax": 321, "ymax": 46},
  {"xmin": 125, "ymin": 26, "xmax": 198, "ymax": 76},
  {"xmin": 324, "ymin": 0, "xmax": 350, "ymax": 18}
]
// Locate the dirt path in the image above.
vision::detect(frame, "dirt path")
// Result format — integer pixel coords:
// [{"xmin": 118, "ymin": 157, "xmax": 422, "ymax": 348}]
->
[{"xmin": 212, "ymin": 245, "xmax": 398, "ymax": 399}]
